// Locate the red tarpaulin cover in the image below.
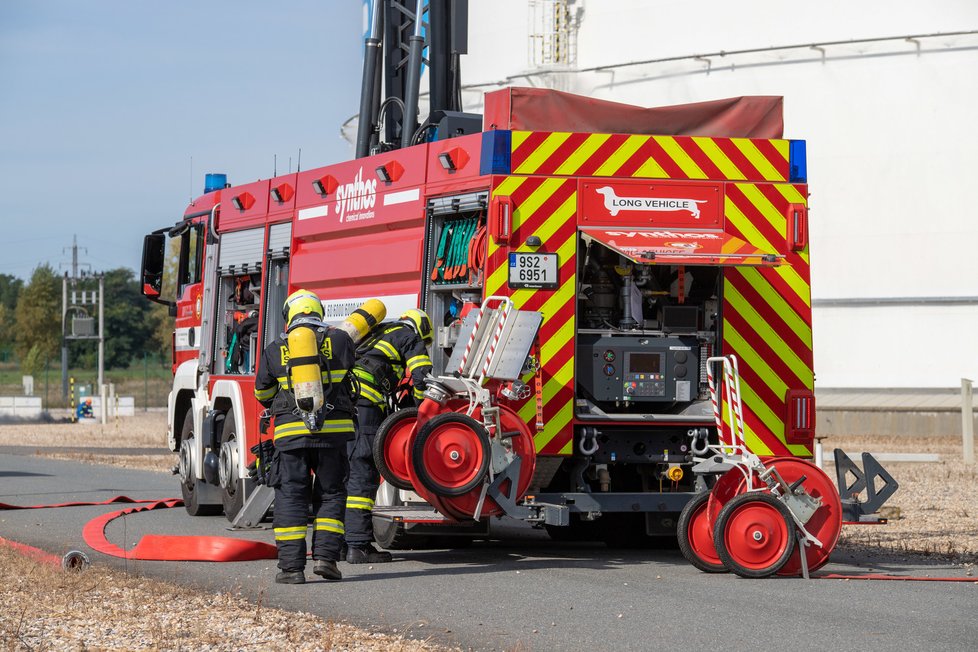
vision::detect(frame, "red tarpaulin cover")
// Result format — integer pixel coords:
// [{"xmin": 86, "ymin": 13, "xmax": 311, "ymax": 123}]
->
[{"xmin": 484, "ymin": 87, "xmax": 784, "ymax": 139}]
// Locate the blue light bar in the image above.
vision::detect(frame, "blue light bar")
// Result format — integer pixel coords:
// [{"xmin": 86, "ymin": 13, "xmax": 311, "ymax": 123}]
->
[
  {"xmin": 480, "ymin": 130, "xmax": 512, "ymax": 176},
  {"xmin": 204, "ymin": 173, "xmax": 227, "ymax": 194},
  {"xmin": 789, "ymin": 140, "xmax": 807, "ymax": 183}
]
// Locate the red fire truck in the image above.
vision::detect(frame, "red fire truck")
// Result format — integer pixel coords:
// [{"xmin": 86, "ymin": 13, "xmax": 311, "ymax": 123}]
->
[{"xmin": 141, "ymin": 2, "xmax": 893, "ymax": 577}]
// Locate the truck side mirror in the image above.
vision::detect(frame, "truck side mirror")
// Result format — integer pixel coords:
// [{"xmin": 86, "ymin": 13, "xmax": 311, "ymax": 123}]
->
[{"xmin": 141, "ymin": 233, "xmax": 174, "ymax": 308}]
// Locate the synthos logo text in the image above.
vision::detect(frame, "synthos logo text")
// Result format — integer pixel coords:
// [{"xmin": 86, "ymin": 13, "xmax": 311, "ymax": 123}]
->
[{"xmin": 334, "ymin": 168, "xmax": 377, "ymax": 223}]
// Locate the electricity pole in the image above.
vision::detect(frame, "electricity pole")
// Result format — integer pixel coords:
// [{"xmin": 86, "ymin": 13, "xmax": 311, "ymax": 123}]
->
[{"xmin": 60, "ymin": 236, "xmax": 101, "ymax": 411}]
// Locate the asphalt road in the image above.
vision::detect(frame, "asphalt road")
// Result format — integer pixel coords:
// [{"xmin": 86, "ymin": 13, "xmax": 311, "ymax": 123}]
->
[{"xmin": 1, "ymin": 452, "xmax": 976, "ymax": 651}]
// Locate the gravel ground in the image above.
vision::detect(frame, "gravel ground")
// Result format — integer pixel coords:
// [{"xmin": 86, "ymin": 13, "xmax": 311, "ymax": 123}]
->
[
  {"xmin": 0, "ymin": 414, "xmax": 455, "ymax": 651},
  {"xmin": 0, "ymin": 544, "xmax": 453, "ymax": 651},
  {"xmin": 825, "ymin": 434, "xmax": 978, "ymax": 564}
]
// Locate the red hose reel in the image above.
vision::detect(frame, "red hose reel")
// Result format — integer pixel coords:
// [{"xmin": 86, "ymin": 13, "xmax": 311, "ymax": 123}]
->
[
  {"xmin": 374, "ymin": 397, "xmax": 536, "ymax": 521},
  {"xmin": 680, "ymin": 457, "xmax": 843, "ymax": 578}
]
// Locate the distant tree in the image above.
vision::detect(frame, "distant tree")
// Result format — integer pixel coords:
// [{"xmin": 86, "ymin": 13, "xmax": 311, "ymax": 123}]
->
[
  {"xmin": 14, "ymin": 265, "xmax": 60, "ymax": 374},
  {"xmin": 147, "ymin": 301, "xmax": 174, "ymax": 366},
  {"xmin": 0, "ymin": 304, "xmax": 12, "ymax": 358},
  {"xmin": 0, "ymin": 273, "xmax": 22, "ymax": 311},
  {"xmin": 0, "ymin": 274, "xmax": 22, "ymax": 359},
  {"xmin": 66, "ymin": 268, "xmax": 158, "ymax": 370}
]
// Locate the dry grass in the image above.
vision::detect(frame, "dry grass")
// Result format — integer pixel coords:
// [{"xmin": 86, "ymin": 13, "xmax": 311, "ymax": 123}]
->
[
  {"xmin": 0, "ymin": 412, "xmax": 167, "ymax": 449},
  {"xmin": 0, "ymin": 544, "xmax": 453, "ymax": 651},
  {"xmin": 826, "ymin": 435, "xmax": 978, "ymax": 563},
  {"xmin": 42, "ymin": 452, "xmax": 175, "ymax": 473},
  {"xmin": 0, "ymin": 412, "xmax": 175, "ymax": 473}
]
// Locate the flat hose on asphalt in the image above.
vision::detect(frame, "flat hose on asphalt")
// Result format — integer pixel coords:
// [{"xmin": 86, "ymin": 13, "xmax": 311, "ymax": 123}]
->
[{"xmin": 1, "ymin": 496, "xmax": 277, "ymax": 562}]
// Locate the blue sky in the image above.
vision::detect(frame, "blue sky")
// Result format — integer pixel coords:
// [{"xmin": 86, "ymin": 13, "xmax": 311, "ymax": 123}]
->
[{"xmin": 0, "ymin": 1, "xmax": 363, "ymax": 280}]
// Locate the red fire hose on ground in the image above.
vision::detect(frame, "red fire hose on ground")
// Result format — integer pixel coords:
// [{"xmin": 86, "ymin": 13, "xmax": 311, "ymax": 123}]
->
[{"xmin": 0, "ymin": 496, "xmax": 276, "ymax": 563}]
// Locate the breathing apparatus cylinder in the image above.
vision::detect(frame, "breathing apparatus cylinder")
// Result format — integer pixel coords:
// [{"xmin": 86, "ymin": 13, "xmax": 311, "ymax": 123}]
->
[
  {"xmin": 286, "ymin": 323, "xmax": 324, "ymax": 429},
  {"xmin": 337, "ymin": 299, "xmax": 387, "ymax": 344}
]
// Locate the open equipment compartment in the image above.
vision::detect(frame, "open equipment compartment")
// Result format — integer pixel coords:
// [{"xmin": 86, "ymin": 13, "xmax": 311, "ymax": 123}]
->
[
  {"xmin": 575, "ymin": 233, "xmax": 722, "ymax": 420},
  {"xmin": 421, "ymin": 191, "xmax": 489, "ymax": 376}
]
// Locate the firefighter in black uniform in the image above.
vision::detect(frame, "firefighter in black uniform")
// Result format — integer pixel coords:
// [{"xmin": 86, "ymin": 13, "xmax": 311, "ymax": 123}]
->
[
  {"xmin": 254, "ymin": 289, "xmax": 357, "ymax": 584},
  {"xmin": 346, "ymin": 308, "xmax": 434, "ymax": 563}
]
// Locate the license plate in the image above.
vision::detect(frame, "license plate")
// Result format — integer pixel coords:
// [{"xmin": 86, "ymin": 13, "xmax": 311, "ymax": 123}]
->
[{"xmin": 508, "ymin": 252, "xmax": 559, "ymax": 289}]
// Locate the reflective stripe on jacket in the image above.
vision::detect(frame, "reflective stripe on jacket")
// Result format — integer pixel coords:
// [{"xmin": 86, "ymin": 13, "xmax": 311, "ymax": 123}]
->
[
  {"xmin": 354, "ymin": 322, "xmax": 432, "ymax": 408},
  {"xmin": 253, "ymin": 326, "xmax": 356, "ymax": 450}
]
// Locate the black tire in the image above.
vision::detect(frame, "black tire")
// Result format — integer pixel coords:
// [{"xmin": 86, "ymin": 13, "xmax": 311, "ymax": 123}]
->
[
  {"xmin": 372, "ymin": 515, "xmax": 430, "ymax": 550},
  {"xmin": 179, "ymin": 412, "xmax": 222, "ymax": 516},
  {"xmin": 677, "ymin": 492, "xmax": 727, "ymax": 573},
  {"xmin": 412, "ymin": 412, "xmax": 491, "ymax": 497},
  {"xmin": 714, "ymin": 492, "xmax": 795, "ymax": 578},
  {"xmin": 220, "ymin": 411, "xmax": 256, "ymax": 521},
  {"xmin": 373, "ymin": 408, "xmax": 419, "ymax": 491}
]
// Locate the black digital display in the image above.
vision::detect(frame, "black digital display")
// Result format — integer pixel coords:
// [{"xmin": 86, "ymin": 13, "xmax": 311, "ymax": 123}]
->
[{"xmin": 628, "ymin": 352, "xmax": 662, "ymax": 374}]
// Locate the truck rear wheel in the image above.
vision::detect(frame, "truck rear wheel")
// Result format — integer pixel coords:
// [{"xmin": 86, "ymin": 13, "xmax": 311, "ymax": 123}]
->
[
  {"xmin": 372, "ymin": 518, "xmax": 430, "ymax": 550},
  {"xmin": 178, "ymin": 412, "xmax": 222, "ymax": 517},
  {"xmin": 219, "ymin": 411, "xmax": 255, "ymax": 521},
  {"xmin": 372, "ymin": 483, "xmax": 430, "ymax": 550}
]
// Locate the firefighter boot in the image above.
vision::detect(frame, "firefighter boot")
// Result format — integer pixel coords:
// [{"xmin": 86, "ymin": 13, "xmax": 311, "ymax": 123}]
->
[
  {"xmin": 346, "ymin": 543, "xmax": 393, "ymax": 564},
  {"xmin": 313, "ymin": 560, "xmax": 343, "ymax": 581},
  {"xmin": 275, "ymin": 570, "xmax": 306, "ymax": 585}
]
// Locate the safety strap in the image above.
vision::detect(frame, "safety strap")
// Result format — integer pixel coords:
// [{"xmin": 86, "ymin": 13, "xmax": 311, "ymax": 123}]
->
[
  {"xmin": 225, "ymin": 332, "xmax": 239, "ymax": 373},
  {"xmin": 431, "ymin": 222, "xmax": 454, "ymax": 281},
  {"xmin": 533, "ymin": 341, "xmax": 545, "ymax": 431}
]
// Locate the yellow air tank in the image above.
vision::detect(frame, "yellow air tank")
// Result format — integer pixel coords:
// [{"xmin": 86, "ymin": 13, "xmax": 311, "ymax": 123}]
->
[
  {"xmin": 287, "ymin": 324, "xmax": 324, "ymax": 423},
  {"xmin": 337, "ymin": 299, "xmax": 387, "ymax": 344}
]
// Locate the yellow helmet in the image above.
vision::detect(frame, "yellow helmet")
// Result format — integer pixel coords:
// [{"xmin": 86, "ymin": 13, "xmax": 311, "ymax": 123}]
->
[
  {"xmin": 400, "ymin": 308, "xmax": 433, "ymax": 344},
  {"xmin": 283, "ymin": 289, "xmax": 324, "ymax": 325}
]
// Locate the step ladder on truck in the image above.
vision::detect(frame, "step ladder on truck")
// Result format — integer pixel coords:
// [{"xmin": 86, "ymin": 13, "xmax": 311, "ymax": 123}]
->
[{"xmin": 371, "ymin": 296, "xmax": 570, "ymax": 545}]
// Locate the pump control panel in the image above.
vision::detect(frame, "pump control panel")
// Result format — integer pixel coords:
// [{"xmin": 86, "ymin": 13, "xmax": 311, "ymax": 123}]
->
[{"xmin": 579, "ymin": 334, "xmax": 698, "ymax": 403}]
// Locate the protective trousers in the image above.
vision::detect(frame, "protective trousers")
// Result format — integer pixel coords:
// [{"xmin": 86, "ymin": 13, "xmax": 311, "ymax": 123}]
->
[
  {"xmin": 345, "ymin": 405, "xmax": 385, "ymax": 545},
  {"xmin": 272, "ymin": 447, "xmax": 349, "ymax": 572}
]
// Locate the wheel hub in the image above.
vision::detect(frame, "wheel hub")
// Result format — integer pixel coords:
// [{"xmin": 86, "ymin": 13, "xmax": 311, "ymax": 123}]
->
[
  {"xmin": 219, "ymin": 440, "xmax": 239, "ymax": 491},
  {"xmin": 178, "ymin": 436, "xmax": 195, "ymax": 484}
]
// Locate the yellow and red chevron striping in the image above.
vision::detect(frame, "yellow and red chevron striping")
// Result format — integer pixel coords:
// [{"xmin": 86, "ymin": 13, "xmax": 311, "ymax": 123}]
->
[
  {"xmin": 486, "ymin": 175, "xmax": 578, "ymax": 455},
  {"xmin": 484, "ymin": 143, "xmax": 812, "ymax": 458},
  {"xmin": 721, "ymin": 181, "xmax": 813, "ymax": 457},
  {"xmin": 511, "ymin": 131, "xmax": 790, "ymax": 183}
]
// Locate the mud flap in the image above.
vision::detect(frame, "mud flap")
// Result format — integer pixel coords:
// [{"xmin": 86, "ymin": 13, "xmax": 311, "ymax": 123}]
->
[{"xmin": 833, "ymin": 449, "xmax": 899, "ymax": 523}]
